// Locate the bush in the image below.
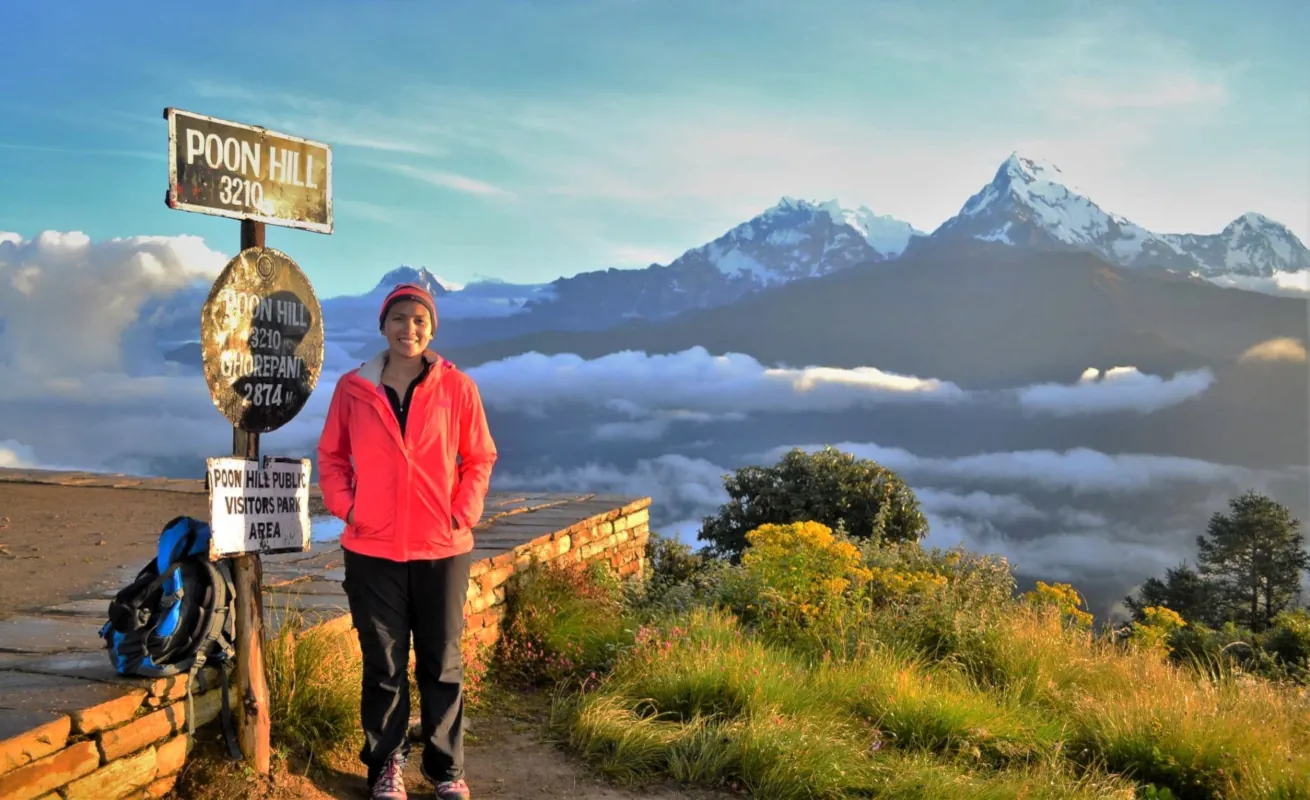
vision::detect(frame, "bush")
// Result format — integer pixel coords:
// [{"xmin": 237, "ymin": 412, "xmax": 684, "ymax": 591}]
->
[
  {"xmin": 633, "ymin": 532, "xmax": 732, "ymax": 615},
  {"xmin": 1259, "ymin": 608, "xmax": 1310, "ymax": 679},
  {"xmin": 699, "ymin": 446, "xmax": 928, "ymax": 560},
  {"xmin": 1129, "ymin": 605, "xmax": 1188, "ymax": 654},
  {"xmin": 1020, "ymin": 580, "xmax": 1094, "ymax": 630},
  {"xmin": 497, "ymin": 558, "xmax": 632, "ymax": 685},
  {"xmin": 720, "ymin": 520, "xmax": 872, "ymax": 648}
]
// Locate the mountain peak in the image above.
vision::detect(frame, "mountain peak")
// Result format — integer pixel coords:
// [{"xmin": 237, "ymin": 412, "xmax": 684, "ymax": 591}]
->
[
  {"xmin": 930, "ymin": 152, "xmax": 1200, "ymax": 272},
  {"xmin": 758, "ymin": 196, "xmax": 924, "ymax": 257},
  {"xmin": 1228, "ymin": 212, "xmax": 1280, "ymax": 232},
  {"xmin": 374, "ymin": 265, "xmax": 452, "ymax": 296},
  {"xmin": 1000, "ymin": 152, "xmax": 1067, "ymax": 184},
  {"xmin": 1161, "ymin": 212, "xmax": 1310, "ymax": 276}
]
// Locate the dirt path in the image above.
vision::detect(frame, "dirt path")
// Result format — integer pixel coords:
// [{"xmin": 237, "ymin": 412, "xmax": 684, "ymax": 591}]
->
[
  {"xmin": 173, "ymin": 693, "xmax": 732, "ymax": 800},
  {"xmin": 0, "ymin": 483, "xmax": 210, "ymax": 618}
]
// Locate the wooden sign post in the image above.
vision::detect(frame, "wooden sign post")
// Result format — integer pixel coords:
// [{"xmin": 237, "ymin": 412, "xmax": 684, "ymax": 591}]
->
[{"xmin": 165, "ymin": 107, "xmax": 332, "ymax": 775}]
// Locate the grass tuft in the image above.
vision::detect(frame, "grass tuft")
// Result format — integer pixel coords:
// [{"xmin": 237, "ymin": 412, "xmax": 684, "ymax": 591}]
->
[{"xmin": 264, "ymin": 599, "xmax": 362, "ymax": 763}]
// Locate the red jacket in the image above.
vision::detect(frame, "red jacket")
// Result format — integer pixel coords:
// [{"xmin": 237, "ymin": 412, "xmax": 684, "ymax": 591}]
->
[{"xmin": 317, "ymin": 350, "xmax": 497, "ymax": 562}]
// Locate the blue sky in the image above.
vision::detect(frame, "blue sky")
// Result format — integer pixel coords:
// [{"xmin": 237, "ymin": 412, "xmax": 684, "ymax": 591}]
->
[{"xmin": 1, "ymin": 0, "xmax": 1306, "ymax": 298}]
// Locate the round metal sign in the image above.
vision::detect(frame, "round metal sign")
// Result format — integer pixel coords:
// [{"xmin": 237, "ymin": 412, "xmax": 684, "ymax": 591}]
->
[{"xmin": 201, "ymin": 247, "xmax": 325, "ymax": 434}]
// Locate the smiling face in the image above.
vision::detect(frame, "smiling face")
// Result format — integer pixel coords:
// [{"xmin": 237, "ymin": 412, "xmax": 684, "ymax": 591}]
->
[{"xmin": 383, "ymin": 299, "xmax": 433, "ymax": 359}]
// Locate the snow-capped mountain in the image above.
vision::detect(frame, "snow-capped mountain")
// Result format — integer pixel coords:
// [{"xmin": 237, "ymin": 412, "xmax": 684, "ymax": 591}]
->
[
  {"xmin": 925, "ymin": 153, "xmax": 1198, "ymax": 271},
  {"xmin": 1162, "ymin": 213, "xmax": 1310, "ymax": 277},
  {"xmin": 154, "ymin": 149, "xmax": 1309, "ymax": 369},
  {"xmin": 520, "ymin": 197, "xmax": 924, "ymax": 326},
  {"xmin": 664, "ymin": 196, "xmax": 923, "ymax": 286},
  {"xmin": 371, "ymin": 265, "xmax": 452, "ymax": 297},
  {"xmin": 925, "ymin": 153, "xmax": 1309, "ymax": 277}
]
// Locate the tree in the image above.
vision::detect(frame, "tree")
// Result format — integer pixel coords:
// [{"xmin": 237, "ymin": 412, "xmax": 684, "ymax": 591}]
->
[
  {"xmin": 1196, "ymin": 490, "xmax": 1309, "ymax": 633},
  {"xmin": 699, "ymin": 446, "xmax": 928, "ymax": 560},
  {"xmin": 1123, "ymin": 561, "xmax": 1218, "ymax": 626}
]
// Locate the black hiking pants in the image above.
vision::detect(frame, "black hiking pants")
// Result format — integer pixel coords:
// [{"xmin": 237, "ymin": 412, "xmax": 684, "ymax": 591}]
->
[{"xmin": 342, "ymin": 548, "xmax": 472, "ymax": 786}]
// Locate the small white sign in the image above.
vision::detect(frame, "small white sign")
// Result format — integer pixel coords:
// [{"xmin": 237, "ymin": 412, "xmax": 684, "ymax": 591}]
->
[{"xmin": 206, "ymin": 455, "xmax": 312, "ymax": 559}]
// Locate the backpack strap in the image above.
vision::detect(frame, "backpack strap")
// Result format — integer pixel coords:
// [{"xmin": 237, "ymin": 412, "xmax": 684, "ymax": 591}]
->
[{"xmin": 184, "ymin": 559, "xmax": 242, "ymax": 760}]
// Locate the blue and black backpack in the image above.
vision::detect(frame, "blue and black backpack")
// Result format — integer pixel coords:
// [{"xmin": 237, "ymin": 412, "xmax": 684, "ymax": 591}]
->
[{"xmin": 99, "ymin": 515, "xmax": 240, "ymax": 757}]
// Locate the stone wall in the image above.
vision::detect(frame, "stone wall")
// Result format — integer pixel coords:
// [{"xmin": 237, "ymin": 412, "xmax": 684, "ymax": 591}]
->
[
  {"xmin": 463, "ymin": 498, "xmax": 651, "ymax": 649},
  {"xmin": 0, "ymin": 478, "xmax": 651, "ymax": 800},
  {"xmin": 0, "ymin": 666, "xmax": 227, "ymax": 800}
]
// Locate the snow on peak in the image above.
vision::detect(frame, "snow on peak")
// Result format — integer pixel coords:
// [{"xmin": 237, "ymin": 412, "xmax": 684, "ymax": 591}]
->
[
  {"xmin": 375, "ymin": 265, "xmax": 454, "ymax": 295},
  {"xmin": 1001, "ymin": 152, "xmax": 1071, "ymax": 187},
  {"xmin": 1228, "ymin": 212, "xmax": 1279, "ymax": 232},
  {"xmin": 1161, "ymin": 212, "xmax": 1310, "ymax": 276},
  {"xmin": 939, "ymin": 151, "xmax": 1193, "ymax": 267},
  {"xmin": 755, "ymin": 196, "xmax": 923, "ymax": 257},
  {"xmin": 816, "ymin": 200, "xmax": 925, "ymax": 258},
  {"xmin": 979, "ymin": 152, "xmax": 1100, "ymax": 218}
]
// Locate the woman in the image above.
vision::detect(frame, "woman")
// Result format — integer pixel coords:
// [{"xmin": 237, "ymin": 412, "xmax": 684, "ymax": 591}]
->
[{"xmin": 318, "ymin": 282, "xmax": 496, "ymax": 800}]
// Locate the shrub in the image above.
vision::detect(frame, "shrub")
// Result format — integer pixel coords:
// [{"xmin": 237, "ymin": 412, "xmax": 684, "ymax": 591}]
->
[
  {"xmin": 1020, "ymin": 580, "xmax": 1093, "ymax": 630},
  {"xmin": 632, "ymin": 531, "xmax": 731, "ymax": 615},
  {"xmin": 1259, "ymin": 608, "xmax": 1310, "ymax": 679},
  {"xmin": 1129, "ymin": 605, "xmax": 1188, "ymax": 654},
  {"xmin": 699, "ymin": 446, "xmax": 928, "ymax": 560},
  {"xmin": 723, "ymin": 520, "xmax": 871, "ymax": 646},
  {"xmin": 497, "ymin": 558, "xmax": 632, "ymax": 685}
]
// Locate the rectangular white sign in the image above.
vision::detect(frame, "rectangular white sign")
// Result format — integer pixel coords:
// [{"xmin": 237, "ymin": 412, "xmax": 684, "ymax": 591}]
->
[{"xmin": 206, "ymin": 455, "xmax": 312, "ymax": 559}]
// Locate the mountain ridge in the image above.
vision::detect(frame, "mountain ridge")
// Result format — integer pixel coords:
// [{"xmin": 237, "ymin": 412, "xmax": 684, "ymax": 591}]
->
[
  {"xmin": 441, "ymin": 239, "xmax": 1309, "ymax": 388},
  {"xmin": 354, "ymin": 151, "xmax": 1306, "ymax": 336}
]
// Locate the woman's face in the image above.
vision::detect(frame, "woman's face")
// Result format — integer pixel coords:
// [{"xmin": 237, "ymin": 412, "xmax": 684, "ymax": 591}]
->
[{"xmin": 383, "ymin": 300, "xmax": 433, "ymax": 358}]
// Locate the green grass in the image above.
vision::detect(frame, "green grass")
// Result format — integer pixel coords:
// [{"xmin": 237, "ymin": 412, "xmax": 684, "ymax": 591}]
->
[
  {"xmin": 503, "ymin": 536, "xmax": 1310, "ymax": 800},
  {"xmin": 264, "ymin": 600, "xmax": 363, "ymax": 763},
  {"xmin": 548, "ymin": 608, "xmax": 1136, "ymax": 798}
]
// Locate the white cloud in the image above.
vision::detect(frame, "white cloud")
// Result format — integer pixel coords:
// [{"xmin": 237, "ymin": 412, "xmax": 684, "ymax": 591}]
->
[
  {"xmin": 489, "ymin": 446, "xmax": 1231, "ymax": 602},
  {"xmin": 335, "ymin": 199, "xmax": 409, "ymax": 226},
  {"xmin": 777, "ymin": 442, "xmax": 1263, "ymax": 495},
  {"xmin": 0, "ymin": 439, "xmax": 38, "ymax": 468},
  {"xmin": 922, "ymin": 513, "xmax": 1181, "ymax": 589},
  {"xmin": 189, "ymin": 80, "xmax": 450, "ymax": 158},
  {"xmin": 0, "ymin": 231, "xmax": 227, "ymax": 378},
  {"xmin": 592, "ymin": 410, "xmax": 731, "ymax": 442},
  {"xmin": 1056, "ymin": 507, "xmax": 1110, "ymax": 529},
  {"xmin": 379, "ymin": 163, "xmax": 514, "ymax": 198},
  {"xmin": 0, "ymin": 232, "xmax": 352, "ymax": 472},
  {"xmin": 1016, "ymin": 366, "xmax": 1215, "ymax": 416},
  {"xmin": 468, "ymin": 348, "xmax": 965, "ymax": 425},
  {"xmin": 915, "ymin": 488, "xmax": 1046, "ymax": 524},
  {"xmin": 1062, "ymin": 74, "xmax": 1228, "ymax": 111},
  {"xmin": 1204, "ymin": 271, "xmax": 1309, "ymax": 298},
  {"xmin": 605, "ymin": 243, "xmax": 685, "ymax": 268},
  {"xmin": 1239, "ymin": 337, "xmax": 1308, "ymax": 364},
  {"xmin": 465, "ymin": 349, "xmax": 1225, "ymax": 439},
  {"xmin": 493, "ymin": 454, "xmax": 731, "ymax": 542}
]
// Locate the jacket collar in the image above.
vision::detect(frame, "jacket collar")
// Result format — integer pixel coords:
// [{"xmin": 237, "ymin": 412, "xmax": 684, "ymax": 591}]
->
[{"xmin": 353, "ymin": 348, "xmax": 446, "ymax": 389}]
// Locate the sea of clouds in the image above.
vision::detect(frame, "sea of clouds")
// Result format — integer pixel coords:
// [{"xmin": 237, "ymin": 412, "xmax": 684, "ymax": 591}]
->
[{"xmin": 3, "ymin": 230, "xmax": 1305, "ymax": 618}]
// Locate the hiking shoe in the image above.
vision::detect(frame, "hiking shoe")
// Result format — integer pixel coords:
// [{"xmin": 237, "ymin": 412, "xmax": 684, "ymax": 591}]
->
[
  {"xmin": 434, "ymin": 778, "xmax": 470, "ymax": 800},
  {"xmin": 371, "ymin": 753, "xmax": 408, "ymax": 800}
]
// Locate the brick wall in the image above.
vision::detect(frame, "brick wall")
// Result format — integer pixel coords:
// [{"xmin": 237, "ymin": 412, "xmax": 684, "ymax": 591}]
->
[
  {"xmin": 0, "ymin": 498, "xmax": 651, "ymax": 800},
  {"xmin": 463, "ymin": 499, "xmax": 651, "ymax": 648},
  {"xmin": 0, "ymin": 667, "xmax": 227, "ymax": 800}
]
